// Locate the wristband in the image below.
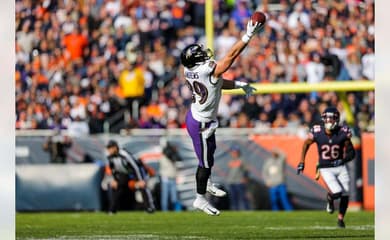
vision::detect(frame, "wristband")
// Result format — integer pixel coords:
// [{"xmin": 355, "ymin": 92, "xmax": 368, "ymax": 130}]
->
[
  {"xmin": 234, "ymin": 81, "xmax": 247, "ymax": 88},
  {"xmin": 241, "ymin": 34, "xmax": 251, "ymax": 43}
]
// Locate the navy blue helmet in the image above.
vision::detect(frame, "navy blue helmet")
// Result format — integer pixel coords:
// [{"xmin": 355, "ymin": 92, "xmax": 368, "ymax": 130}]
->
[{"xmin": 321, "ymin": 106, "xmax": 340, "ymax": 130}]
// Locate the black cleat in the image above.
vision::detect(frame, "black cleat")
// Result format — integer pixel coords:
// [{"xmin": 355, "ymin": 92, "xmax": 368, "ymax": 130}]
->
[
  {"xmin": 146, "ymin": 207, "xmax": 155, "ymax": 214},
  {"xmin": 337, "ymin": 219, "xmax": 346, "ymax": 228},
  {"xmin": 326, "ymin": 200, "xmax": 334, "ymax": 214}
]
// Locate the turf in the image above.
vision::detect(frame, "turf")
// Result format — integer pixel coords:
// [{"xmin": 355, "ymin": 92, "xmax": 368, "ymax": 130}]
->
[{"xmin": 16, "ymin": 210, "xmax": 374, "ymax": 240}]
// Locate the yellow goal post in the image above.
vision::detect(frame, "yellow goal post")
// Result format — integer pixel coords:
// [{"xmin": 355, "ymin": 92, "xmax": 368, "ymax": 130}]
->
[
  {"xmin": 223, "ymin": 81, "xmax": 375, "ymax": 125},
  {"xmin": 222, "ymin": 81, "xmax": 374, "ymax": 95}
]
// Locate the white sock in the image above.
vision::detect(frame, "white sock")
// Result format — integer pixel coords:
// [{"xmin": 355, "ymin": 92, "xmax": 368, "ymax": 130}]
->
[{"xmin": 196, "ymin": 194, "xmax": 206, "ymax": 200}]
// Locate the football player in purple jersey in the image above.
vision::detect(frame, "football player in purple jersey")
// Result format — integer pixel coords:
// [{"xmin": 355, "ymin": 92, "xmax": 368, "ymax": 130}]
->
[
  {"xmin": 180, "ymin": 19, "xmax": 264, "ymax": 215},
  {"xmin": 297, "ymin": 107, "xmax": 356, "ymax": 228}
]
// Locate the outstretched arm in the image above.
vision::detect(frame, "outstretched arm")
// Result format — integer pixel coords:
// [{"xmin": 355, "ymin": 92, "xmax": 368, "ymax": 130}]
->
[
  {"xmin": 221, "ymin": 78, "xmax": 257, "ymax": 97},
  {"xmin": 214, "ymin": 41, "xmax": 248, "ymax": 77},
  {"xmin": 213, "ymin": 20, "xmax": 262, "ymax": 77}
]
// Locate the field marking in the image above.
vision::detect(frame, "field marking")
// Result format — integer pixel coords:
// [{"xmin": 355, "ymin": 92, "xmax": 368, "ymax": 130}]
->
[{"xmin": 265, "ymin": 225, "xmax": 374, "ymax": 231}]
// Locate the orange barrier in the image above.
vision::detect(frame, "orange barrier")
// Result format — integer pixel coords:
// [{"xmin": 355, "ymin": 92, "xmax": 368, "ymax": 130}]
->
[
  {"xmin": 250, "ymin": 135, "xmax": 320, "ymax": 182},
  {"xmin": 251, "ymin": 134, "xmax": 375, "ymax": 210},
  {"xmin": 362, "ymin": 133, "xmax": 375, "ymax": 210}
]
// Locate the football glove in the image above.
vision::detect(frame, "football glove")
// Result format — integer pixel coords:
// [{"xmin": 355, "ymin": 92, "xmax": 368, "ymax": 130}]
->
[
  {"xmin": 332, "ymin": 159, "xmax": 344, "ymax": 167},
  {"xmin": 246, "ymin": 20, "xmax": 263, "ymax": 38},
  {"xmin": 242, "ymin": 20, "xmax": 263, "ymax": 43},
  {"xmin": 241, "ymin": 84, "xmax": 257, "ymax": 98},
  {"xmin": 297, "ymin": 162, "xmax": 305, "ymax": 175}
]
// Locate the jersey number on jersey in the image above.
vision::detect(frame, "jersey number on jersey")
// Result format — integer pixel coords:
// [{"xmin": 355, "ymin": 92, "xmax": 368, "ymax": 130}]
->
[
  {"xmin": 321, "ymin": 144, "xmax": 340, "ymax": 160},
  {"xmin": 186, "ymin": 80, "xmax": 208, "ymax": 104}
]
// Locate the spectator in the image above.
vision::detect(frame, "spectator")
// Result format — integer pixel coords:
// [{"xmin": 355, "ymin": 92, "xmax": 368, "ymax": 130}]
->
[
  {"xmin": 272, "ymin": 110, "xmax": 288, "ymax": 128},
  {"xmin": 344, "ymin": 52, "xmax": 362, "ymax": 80},
  {"xmin": 287, "ymin": 2, "xmax": 310, "ymax": 30},
  {"xmin": 231, "ymin": 0, "xmax": 252, "ymax": 31},
  {"xmin": 262, "ymin": 148, "xmax": 293, "ymax": 211},
  {"xmin": 62, "ymin": 27, "xmax": 88, "ymax": 61},
  {"xmin": 215, "ymin": 29, "xmax": 238, "ymax": 59},
  {"xmin": 242, "ymin": 95, "xmax": 262, "ymax": 121},
  {"xmin": 13, "ymin": 0, "xmax": 374, "ymax": 139},
  {"xmin": 231, "ymin": 112, "xmax": 254, "ymax": 128},
  {"xmin": 118, "ymin": 59, "xmax": 145, "ymax": 119},
  {"xmin": 159, "ymin": 138, "xmax": 182, "ymax": 211},
  {"xmin": 67, "ymin": 115, "xmax": 90, "ymax": 137},
  {"xmin": 16, "ymin": 20, "xmax": 35, "ymax": 53},
  {"xmin": 42, "ymin": 131, "xmax": 72, "ymax": 164},
  {"xmin": 88, "ymin": 104, "xmax": 105, "ymax": 134},
  {"xmin": 305, "ymin": 51, "xmax": 325, "ymax": 101},
  {"xmin": 361, "ymin": 47, "xmax": 375, "ymax": 80},
  {"xmin": 227, "ymin": 146, "xmax": 251, "ymax": 210}
]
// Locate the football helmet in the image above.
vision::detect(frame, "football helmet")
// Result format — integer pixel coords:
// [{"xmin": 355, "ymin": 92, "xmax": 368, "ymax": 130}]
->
[
  {"xmin": 180, "ymin": 44, "xmax": 213, "ymax": 68},
  {"xmin": 321, "ymin": 106, "xmax": 340, "ymax": 130}
]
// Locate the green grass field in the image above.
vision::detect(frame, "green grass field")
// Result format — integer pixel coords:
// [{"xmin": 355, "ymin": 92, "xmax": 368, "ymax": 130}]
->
[{"xmin": 16, "ymin": 210, "xmax": 374, "ymax": 240}]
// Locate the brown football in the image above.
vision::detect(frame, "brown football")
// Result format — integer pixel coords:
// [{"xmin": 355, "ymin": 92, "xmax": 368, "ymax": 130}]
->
[{"xmin": 251, "ymin": 11, "xmax": 267, "ymax": 24}]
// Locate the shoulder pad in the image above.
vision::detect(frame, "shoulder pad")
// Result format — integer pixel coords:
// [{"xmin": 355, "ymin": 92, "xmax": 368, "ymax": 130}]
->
[
  {"xmin": 340, "ymin": 125, "xmax": 352, "ymax": 138},
  {"xmin": 208, "ymin": 60, "xmax": 216, "ymax": 69},
  {"xmin": 207, "ymin": 60, "xmax": 217, "ymax": 74},
  {"xmin": 311, "ymin": 124, "xmax": 322, "ymax": 133}
]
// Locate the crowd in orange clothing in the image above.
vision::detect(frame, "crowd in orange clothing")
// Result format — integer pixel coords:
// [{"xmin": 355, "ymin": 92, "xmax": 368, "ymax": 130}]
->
[{"xmin": 15, "ymin": 0, "xmax": 374, "ymax": 137}]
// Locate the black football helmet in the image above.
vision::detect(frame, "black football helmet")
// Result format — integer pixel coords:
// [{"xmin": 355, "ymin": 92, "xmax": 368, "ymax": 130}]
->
[
  {"xmin": 321, "ymin": 106, "xmax": 340, "ymax": 130},
  {"xmin": 180, "ymin": 44, "xmax": 213, "ymax": 68}
]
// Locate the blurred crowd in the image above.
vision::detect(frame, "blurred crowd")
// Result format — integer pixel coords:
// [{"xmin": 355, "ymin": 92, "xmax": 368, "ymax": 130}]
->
[{"xmin": 15, "ymin": 0, "xmax": 375, "ymax": 137}]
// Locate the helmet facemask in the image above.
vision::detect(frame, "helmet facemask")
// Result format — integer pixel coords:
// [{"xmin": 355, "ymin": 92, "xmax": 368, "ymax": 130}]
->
[{"xmin": 322, "ymin": 112, "xmax": 339, "ymax": 130}]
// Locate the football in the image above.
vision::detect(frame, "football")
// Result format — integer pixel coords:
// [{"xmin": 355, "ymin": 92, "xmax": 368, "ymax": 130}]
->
[{"xmin": 251, "ymin": 11, "xmax": 267, "ymax": 25}]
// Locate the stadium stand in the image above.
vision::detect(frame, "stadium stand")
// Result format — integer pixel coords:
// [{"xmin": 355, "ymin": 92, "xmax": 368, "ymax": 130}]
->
[{"xmin": 15, "ymin": 0, "xmax": 374, "ymax": 135}]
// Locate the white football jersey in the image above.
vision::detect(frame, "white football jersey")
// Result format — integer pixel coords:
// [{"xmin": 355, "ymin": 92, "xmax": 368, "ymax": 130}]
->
[{"xmin": 184, "ymin": 60, "xmax": 223, "ymax": 122}]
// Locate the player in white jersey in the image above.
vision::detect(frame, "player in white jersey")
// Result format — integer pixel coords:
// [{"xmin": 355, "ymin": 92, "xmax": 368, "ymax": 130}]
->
[{"xmin": 180, "ymin": 19, "xmax": 263, "ymax": 216}]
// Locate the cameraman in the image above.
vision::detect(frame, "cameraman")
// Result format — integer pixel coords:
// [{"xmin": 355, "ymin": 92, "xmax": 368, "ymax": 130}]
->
[
  {"xmin": 42, "ymin": 131, "xmax": 72, "ymax": 163},
  {"xmin": 159, "ymin": 138, "xmax": 182, "ymax": 211}
]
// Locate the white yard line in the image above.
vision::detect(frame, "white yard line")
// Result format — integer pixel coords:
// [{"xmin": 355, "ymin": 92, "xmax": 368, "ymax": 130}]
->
[{"xmin": 265, "ymin": 225, "xmax": 374, "ymax": 231}]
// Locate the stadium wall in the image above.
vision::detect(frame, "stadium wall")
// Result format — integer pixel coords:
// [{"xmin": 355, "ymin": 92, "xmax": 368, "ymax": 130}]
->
[
  {"xmin": 16, "ymin": 164, "xmax": 103, "ymax": 211},
  {"xmin": 362, "ymin": 133, "xmax": 374, "ymax": 210},
  {"xmin": 15, "ymin": 130, "xmax": 374, "ymax": 211}
]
